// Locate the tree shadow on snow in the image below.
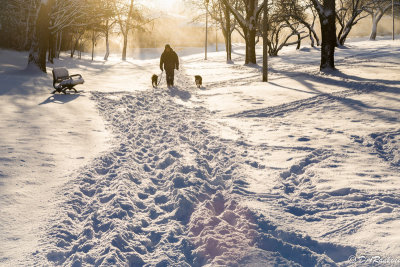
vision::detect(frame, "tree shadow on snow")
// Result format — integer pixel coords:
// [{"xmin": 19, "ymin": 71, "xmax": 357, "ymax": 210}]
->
[{"xmin": 265, "ymin": 68, "xmax": 400, "ymax": 122}]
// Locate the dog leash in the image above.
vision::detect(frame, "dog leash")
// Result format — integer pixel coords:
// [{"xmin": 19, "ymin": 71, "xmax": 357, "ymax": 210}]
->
[{"xmin": 157, "ymin": 71, "xmax": 163, "ymax": 86}]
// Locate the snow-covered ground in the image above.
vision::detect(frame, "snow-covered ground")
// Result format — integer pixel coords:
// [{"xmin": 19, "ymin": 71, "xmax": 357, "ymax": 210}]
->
[{"xmin": 0, "ymin": 38, "xmax": 399, "ymax": 266}]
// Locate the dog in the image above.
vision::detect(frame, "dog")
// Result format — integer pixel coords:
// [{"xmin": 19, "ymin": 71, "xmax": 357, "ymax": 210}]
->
[
  {"xmin": 152, "ymin": 74, "xmax": 158, "ymax": 88},
  {"xmin": 195, "ymin": 75, "xmax": 202, "ymax": 88}
]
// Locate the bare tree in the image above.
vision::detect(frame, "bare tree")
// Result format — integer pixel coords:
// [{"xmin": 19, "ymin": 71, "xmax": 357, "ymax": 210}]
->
[
  {"xmin": 364, "ymin": 0, "xmax": 400, "ymax": 40},
  {"xmin": 116, "ymin": 0, "xmax": 134, "ymax": 60},
  {"xmin": 336, "ymin": 0, "xmax": 369, "ymax": 46},
  {"xmin": 258, "ymin": 0, "xmax": 309, "ymax": 56},
  {"xmin": 100, "ymin": 0, "xmax": 117, "ymax": 60},
  {"xmin": 311, "ymin": 0, "xmax": 336, "ymax": 71},
  {"xmin": 292, "ymin": 1, "xmax": 320, "ymax": 47},
  {"xmin": 221, "ymin": 0, "xmax": 265, "ymax": 64},
  {"xmin": 46, "ymin": 0, "xmax": 107, "ymax": 61},
  {"xmin": 186, "ymin": 0, "xmax": 238, "ymax": 62},
  {"xmin": 215, "ymin": 0, "xmax": 237, "ymax": 62},
  {"xmin": 115, "ymin": 0, "xmax": 150, "ymax": 60}
]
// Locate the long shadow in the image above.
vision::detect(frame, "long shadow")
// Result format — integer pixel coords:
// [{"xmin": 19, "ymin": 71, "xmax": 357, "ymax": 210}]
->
[
  {"xmin": 231, "ymin": 67, "xmax": 400, "ymax": 122},
  {"xmin": 332, "ymin": 69, "xmax": 400, "ymax": 86},
  {"xmin": 330, "ymin": 95, "xmax": 399, "ymax": 122},
  {"xmin": 39, "ymin": 93, "xmax": 81, "ymax": 105},
  {"xmin": 167, "ymin": 86, "xmax": 192, "ymax": 101},
  {"xmin": 0, "ymin": 69, "xmax": 49, "ymax": 96},
  {"xmin": 268, "ymin": 81, "xmax": 319, "ymax": 95}
]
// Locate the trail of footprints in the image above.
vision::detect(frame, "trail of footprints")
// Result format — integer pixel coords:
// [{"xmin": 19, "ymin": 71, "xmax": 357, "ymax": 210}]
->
[
  {"xmin": 39, "ymin": 90, "xmax": 365, "ymax": 266},
  {"xmin": 41, "ymin": 90, "xmax": 250, "ymax": 266}
]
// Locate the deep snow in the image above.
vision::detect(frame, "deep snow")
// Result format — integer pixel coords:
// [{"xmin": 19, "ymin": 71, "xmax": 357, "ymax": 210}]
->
[{"xmin": 0, "ymin": 38, "xmax": 399, "ymax": 266}]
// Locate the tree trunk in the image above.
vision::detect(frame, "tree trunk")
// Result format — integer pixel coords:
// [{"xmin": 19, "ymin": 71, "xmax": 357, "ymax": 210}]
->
[
  {"xmin": 104, "ymin": 21, "xmax": 110, "ymax": 60},
  {"xmin": 216, "ymin": 26, "xmax": 218, "ymax": 52},
  {"xmin": 28, "ymin": 1, "xmax": 50, "ymax": 72},
  {"xmin": 370, "ymin": 15, "xmax": 378, "ymax": 40},
  {"xmin": 245, "ymin": 29, "xmax": 257, "ymax": 64},
  {"xmin": 91, "ymin": 30, "xmax": 95, "ymax": 61},
  {"xmin": 57, "ymin": 31, "xmax": 62, "ymax": 58},
  {"xmin": 339, "ymin": 26, "xmax": 351, "ymax": 45},
  {"xmin": 296, "ymin": 33, "xmax": 301, "ymax": 49},
  {"xmin": 224, "ymin": 4, "xmax": 232, "ymax": 62},
  {"xmin": 309, "ymin": 30, "xmax": 315, "ymax": 47},
  {"xmin": 48, "ymin": 31, "xmax": 56, "ymax": 63},
  {"xmin": 122, "ymin": 32, "xmax": 128, "ymax": 61},
  {"xmin": 263, "ymin": 0, "xmax": 268, "ymax": 82},
  {"xmin": 122, "ymin": 0, "xmax": 134, "ymax": 61},
  {"xmin": 313, "ymin": 31, "xmax": 320, "ymax": 46},
  {"xmin": 314, "ymin": 0, "xmax": 336, "ymax": 71},
  {"xmin": 245, "ymin": 0, "xmax": 257, "ymax": 65},
  {"xmin": 320, "ymin": 18, "xmax": 336, "ymax": 70},
  {"xmin": 23, "ymin": 5, "xmax": 33, "ymax": 50}
]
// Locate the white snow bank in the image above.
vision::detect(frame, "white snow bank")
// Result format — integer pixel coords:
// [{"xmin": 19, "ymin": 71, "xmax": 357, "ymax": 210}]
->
[{"xmin": 0, "ymin": 50, "xmax": 110, "ymax": 265}]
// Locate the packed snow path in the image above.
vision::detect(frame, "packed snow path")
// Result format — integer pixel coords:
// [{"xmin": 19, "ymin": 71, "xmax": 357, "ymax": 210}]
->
[{"xmin": 35, "ymin": 90, "xmax": 352, "ymax": 266}]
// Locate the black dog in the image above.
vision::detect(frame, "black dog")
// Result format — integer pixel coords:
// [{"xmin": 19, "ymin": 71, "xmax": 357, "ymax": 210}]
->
[
  {"xmin": 152, "ymin": 74, "xmax": 158, "ymax": 88},
  {"xmin": 195, "ymin": 75, "xmax": 202, "ymax": 88}
]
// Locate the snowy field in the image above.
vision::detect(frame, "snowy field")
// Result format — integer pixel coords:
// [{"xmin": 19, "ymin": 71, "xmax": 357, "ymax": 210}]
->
[{"xmin": 0, "ymin": 38, "xmax": 399, "ymax": 266}]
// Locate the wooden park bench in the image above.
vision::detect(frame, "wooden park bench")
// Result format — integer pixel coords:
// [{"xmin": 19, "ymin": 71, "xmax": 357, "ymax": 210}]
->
[{"xmin": 52, "ymin": 68, "xmax": 84, "ymax": 94}]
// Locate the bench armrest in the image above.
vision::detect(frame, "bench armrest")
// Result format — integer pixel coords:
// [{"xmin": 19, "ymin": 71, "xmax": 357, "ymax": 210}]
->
[{"xmin": 69, "ymin": 74, "xmax": 82, "ymax": 79}]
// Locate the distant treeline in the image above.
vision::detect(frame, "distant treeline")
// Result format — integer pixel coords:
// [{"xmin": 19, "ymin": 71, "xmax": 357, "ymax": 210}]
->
[{"xmin": 0, "ymin": 0, "xmax": 399, "ymax": 72}]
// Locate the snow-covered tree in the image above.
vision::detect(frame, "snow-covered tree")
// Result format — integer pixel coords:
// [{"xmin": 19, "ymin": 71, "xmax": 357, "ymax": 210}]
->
[{"xmin": 311, "ymin": 0, "xmax": 337, "ymax": 71}]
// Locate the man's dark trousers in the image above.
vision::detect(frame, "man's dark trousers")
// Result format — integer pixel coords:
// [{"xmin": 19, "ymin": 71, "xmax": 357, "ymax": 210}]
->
[{"xmin": 166, "ymin": 69, "xmax": 174, "ymax": 86}]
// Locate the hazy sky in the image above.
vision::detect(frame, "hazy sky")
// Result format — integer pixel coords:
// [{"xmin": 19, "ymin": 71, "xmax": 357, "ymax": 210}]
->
[{"xmin": 140, "ymin": 0, "xmax": 185, "ymax": 14}]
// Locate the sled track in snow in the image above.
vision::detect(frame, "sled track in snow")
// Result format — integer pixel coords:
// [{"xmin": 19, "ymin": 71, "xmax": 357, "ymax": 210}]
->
[{"xmin": 36, "ymin": 90, "xmax": 357, "ymax": 266}]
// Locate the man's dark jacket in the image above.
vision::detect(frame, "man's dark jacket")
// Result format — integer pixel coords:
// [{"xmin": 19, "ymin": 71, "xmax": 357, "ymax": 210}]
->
[{"xmin": 160, "ymin": 49, "xmax": 179, "ymax": 72}]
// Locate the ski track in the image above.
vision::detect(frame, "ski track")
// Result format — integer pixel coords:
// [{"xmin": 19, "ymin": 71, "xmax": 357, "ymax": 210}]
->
[{"xmin": 33, "ymin": 86, "xmax": 355, "ymax": 266}]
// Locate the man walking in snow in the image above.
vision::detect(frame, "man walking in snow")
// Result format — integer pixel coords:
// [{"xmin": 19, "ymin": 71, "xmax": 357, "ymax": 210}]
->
[{"xmin": 160, "ymin": 44, "xmax": 179, "ymax": 87}]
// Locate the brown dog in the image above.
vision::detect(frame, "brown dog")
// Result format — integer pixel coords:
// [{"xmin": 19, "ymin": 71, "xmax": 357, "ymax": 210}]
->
[
  {"xmin": 152, "ymin": 74, "xmax": 158, "ymax": 88},
  {"xmin": 195, "ymin": 75, "xmax": 202, "ymax": 88}
]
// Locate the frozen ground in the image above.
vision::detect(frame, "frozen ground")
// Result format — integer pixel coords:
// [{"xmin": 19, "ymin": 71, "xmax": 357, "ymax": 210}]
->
[{"xmin": 0, "ymin": 37, "xmax": 399, "ymax": 266}]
